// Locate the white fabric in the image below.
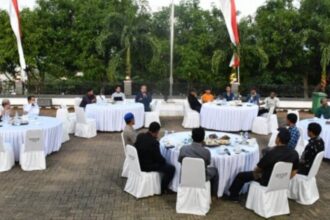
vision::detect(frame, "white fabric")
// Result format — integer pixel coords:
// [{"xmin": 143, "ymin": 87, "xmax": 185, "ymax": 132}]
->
[
  {"xmin": 252, "ymin": 107, "xmax": 278, "ymax": 135},
  {"xmin": 246, "ymin": 162, "xmax": 293, "ymax": 218},
  {"xmin": 218, "ymin": 0, "xmax": 237, "ymax": 45},
  {"xmin": 56, "ymin": 109, "xmax": 70, "ymax": 143},
  {"xmin": 74, "ymin": 98, "xmax": 82, "ymax": 110},
  {"xmin": 268, "ymin": 130, "xmax": 279, "ymax": 147},
  {"xmin": 57, "ymin": 107, "xmax": 76, "ymax": 134},
  {"xmin": 295, "ymin": 127, "xmax": 307, "ymax": 157},
  {"xmin": 74, "ymin": 107, "xmax": 97, "ymax": 138},
  {"xmin": 288, "ymin": 109, "xmax": 300, "ymax": 122},
  {"xmin": 23, "ymin": 103, "xmax": 40, "ymax": 115},
  {"xmin": 176, "ymin": 158, "xmax": 211, "ymax": 216},
  {"xmin": 0, "ymin": 136, "xmax": 15, "ymax": 172},
  {"xmin": 297, "ymin": 118, "xmax": 330, "ymax": 158},
  {"xmin": 124, "ymin": 145, "xmax": 161, "ymax": 199},
  {"xmin": 0, "ymin": 116, "xmax": 62, "ymax": 161},
  {"xmin": 288, "ymin": 151, "xmax": 324, "ymax": 205},
  {"xmin": 96, "ymin": 95, "xmax": 107, "ymax": 104},
  {"xmin": 160, "ymin": 131, "xmax": 259, "ymax": 197},
  {"xmin": 144, "ymin": 100, "xmax": 161, "ymax": 127},
  {"xmin": 20, "ymin": 129, "xmax": 46, "ymax": 171},
  {"xmin": 201, "ymin": 103, "xmax": 258, "ymax": 131},
  {"xmin": 121, "ymin": 132, "xmax": 129, "ymax": 178},
  {"xmin": 182, "ymin": 101, "xmax": 200, "ymax": 128},
  {"xmin": 85, "ymin": 103, "xmax": 144, "ymax": 132}
]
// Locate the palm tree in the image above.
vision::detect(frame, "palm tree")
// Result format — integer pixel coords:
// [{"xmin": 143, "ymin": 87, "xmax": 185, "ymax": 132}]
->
[{"xmin": 320, "ymin": 44, "xmax": 330, "ymax": 92}]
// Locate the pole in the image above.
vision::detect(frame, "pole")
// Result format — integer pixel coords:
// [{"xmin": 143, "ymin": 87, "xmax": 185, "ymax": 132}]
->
[
  {"xmin": 169, "ymin": 1, "xmax": 174, "ymax": 98},
  {"xmin": 237, "ymin": 66, "xmax": 240, "ymax": 85}
]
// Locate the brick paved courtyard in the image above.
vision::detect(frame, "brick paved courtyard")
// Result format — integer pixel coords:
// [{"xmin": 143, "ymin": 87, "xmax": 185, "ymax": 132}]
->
[{"xmin": 0, "ymin": 112, "xmax": 330, "ymax": 220}]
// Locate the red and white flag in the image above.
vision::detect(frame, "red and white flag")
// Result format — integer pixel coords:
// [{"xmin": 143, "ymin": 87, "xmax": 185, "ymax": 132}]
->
[{"xmin": 6, "ymin": 0, "xmax": 27, "ymax": 81}]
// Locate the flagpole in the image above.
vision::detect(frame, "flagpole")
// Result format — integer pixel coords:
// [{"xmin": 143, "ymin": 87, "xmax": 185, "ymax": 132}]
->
[{"xmin": 169, "ymin": 0, "xmax": 174, "ymax": 98}]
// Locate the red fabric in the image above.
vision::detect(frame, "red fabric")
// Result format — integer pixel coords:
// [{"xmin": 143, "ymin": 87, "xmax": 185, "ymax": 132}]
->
[
  {"xmin": 230, "ymin": 0, "xmax": 239, "ymax": 45},
  {"xmin": 12, "ymin": 0, "xmax": 21, "ymax": 37}
]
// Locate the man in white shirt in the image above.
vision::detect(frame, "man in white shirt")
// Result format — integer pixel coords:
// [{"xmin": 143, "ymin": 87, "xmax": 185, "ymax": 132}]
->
[
  {"xmin": 111, "ymin": 85, "xmax": 126, "ymax": 101},
  {"xmin": 258, "ymin": 92, "xmax": 280, "ymax": 116},
  {"xmin": 23, "ymin": 96, "xmax": 40, "ymax": 115}
]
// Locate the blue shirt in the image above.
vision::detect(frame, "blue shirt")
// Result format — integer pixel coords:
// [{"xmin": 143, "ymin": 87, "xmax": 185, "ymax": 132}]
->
[
  {"xmin": 288, "ymin": 125, "xmax": 300, "ymax": 149},
  {"xmin": 247, "ymin": 94, "xmax": 260, "ymax": 105},
  {"xmin": 223, "ymin": 92, "xmax": 235, "ymax": 101}
]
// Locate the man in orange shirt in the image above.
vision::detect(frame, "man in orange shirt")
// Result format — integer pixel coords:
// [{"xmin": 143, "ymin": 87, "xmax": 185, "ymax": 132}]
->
[{"xmin": 201, "ymin": 88, "xmax": 214, "ymax": 103}]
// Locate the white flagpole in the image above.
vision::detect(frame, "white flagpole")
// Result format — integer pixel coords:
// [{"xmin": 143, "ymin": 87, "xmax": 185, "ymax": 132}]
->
[{"xmin": 169, "ymin": 0, "xmax": 174, "ymax": 98}]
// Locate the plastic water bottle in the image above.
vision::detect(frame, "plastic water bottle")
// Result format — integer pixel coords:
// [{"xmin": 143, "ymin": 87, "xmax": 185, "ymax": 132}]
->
[{"xmin": 320, "ymin": 114, "xmax": 324, "ymax": 120}]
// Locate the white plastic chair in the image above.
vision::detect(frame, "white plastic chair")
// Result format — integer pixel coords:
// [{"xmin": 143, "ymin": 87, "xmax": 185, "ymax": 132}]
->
[
  {"xmin": 295, "ymin": 127, "xmax": 307, "ymax": 157},
  {"xmin": 121, "ymin": 132, "xmax": 129, "ymax": 178},
  {"xmin": 176, "ymin": 158, "xmax": 211, "ymax": 216},
  {"xmin": 144, "ymin": 100, "xmax": 161, "ymax": 127},
  {"xmin": 124, "ymin": 145, "xmax": 161, "ymax": 199},
  {"xmin": 252, "ymin": 107, "xmax": 278, "ymax": 135},
  {"xmin": 20, "ymin": 129, "xmax": 46, "ymax": 171},
  {"xmin": 246, "ymin": 162, "xmax": 293, "ymax": 218},
  {"xmin": 287, "ymin": 109, "xmax": 300, "ymax": 122},
  {"xmin": 182, "ymin": 100, "xmax": 200, "ymax": 128},
  {"xmin": 0, "ymin": 136, "xmax": 15, "ymax": 172},
  {"xmin": 288, "ymin": 151, "xmax": 324, "ymax": 205},
  {"xmin": 74, "ymin": 107, "xmax": 97, "ymax": 138},
  {"xmin": 56, "ymin": 109, "xmax": 70, "ymax": 143}
]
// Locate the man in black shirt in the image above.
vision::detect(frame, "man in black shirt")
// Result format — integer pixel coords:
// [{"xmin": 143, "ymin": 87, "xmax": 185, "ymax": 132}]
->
[
  {"xmin": 188, "ymin": 90, "xmax": 202, "ymax": 113},
  {"xmin": 298, "ymin": 122, "xmax": 325, "ymax": 175},
  {"xmin": 80, "ymin": 88, "xmax": 96, "ymax": 108},
  {"xmin": 134, "ymin": 122, "xmax": 175, "ymax": 193},
  {"xmin": 227, "ymin": 127, "xmax": 299, "ymax": 201}
]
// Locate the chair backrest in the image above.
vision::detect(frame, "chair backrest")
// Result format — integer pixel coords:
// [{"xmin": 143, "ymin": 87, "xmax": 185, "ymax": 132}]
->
[
  {"xmin": 125, "ymin": 145, "xmax": 141, "ymax": 175},
  {"xmin": 267, "ymin": 107, "xmax": 275, "ymax": 120},
  {"xmin": 96, "ymin": 95, "xmax": 102, "ymax": 104},
  {"xmin": 0, "ymin": 136, "xmax": 5, "ymax": 153},
  {"xmin": 288, "ymin": 110, "xmax": 300, "ymax": 122},
  {"xmin": 56, "ymin": 109, "xmax": 69, "ymax": 122},
  {"xmin": 267, "ymin": 162, "xmax": 293, "ymax": 192},
  {"xmin": 295, "ymin": 127, "xmax": 306, "ymax": 156},
  {"xmin": 268, "ymin": 130, "xmax": 279, "ymax": 147},
  {"xmin": 121, "ymin": 132, "xmax": 126, "ymax": 156},
  {"xmin": 24, "ymin": 129, "xmax": 44, "ymax": 152},
  {"xmin": 75, "ymin": 107, "xmax": 87, "ymax": 124},
  {"xmin": 183, "ymin": 100, "xmax": 192, "ymax": 114},
  {"xmin": 307, "ymin": 151, "xmax": 324, "ymax": 179},
  {"xmin": 74, "ymin": 98, "xmax": 81, "ymax": 107},
  {"xmin": 180, "ymin": 157, "xmax": 206, "ymax": 188},
  {"xmin": 150, "ymin": 100, "xmax": 158, "ymax": 112}
]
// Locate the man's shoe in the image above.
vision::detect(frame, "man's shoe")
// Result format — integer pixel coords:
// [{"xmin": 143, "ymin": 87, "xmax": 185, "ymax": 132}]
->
[{"xmin": 222, "ymin": 194, "xmax": 240, "ymax": 202}]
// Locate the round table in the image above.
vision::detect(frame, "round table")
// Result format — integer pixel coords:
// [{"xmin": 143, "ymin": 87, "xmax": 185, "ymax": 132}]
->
[
  {"xmin": 297, "ymin": 118, "xmax": 330, "ymax": 159},
  {"xmin": 160, "ymin": 131, "xmax": 260, "ymax": 197},
  {"xmin": 200, "ymin": 102, "xmax": 258, "ymax": 131},
  {"xmin": 0, "ymin": 116, "xmax": 63, "ymax": 161},
  {"xmin": 85, "ymin": 103, "xmax": 144, "ymax": 132}
]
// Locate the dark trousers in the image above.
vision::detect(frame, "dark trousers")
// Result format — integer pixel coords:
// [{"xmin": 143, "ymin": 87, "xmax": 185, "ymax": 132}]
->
[
  {"xmin": 207, "ymin": 167, "xmax": 219, "ymax": 196},
  {"xmin": 258, "ymin": 108, "xmax": 277, "ymax": 116},
  {"xmin": 157, "ymin": 163, "xmax": 175, "ymax": 193},
  {"xmin": 229, "ymin": 171, "xmax": 256, "ymax": 197}
]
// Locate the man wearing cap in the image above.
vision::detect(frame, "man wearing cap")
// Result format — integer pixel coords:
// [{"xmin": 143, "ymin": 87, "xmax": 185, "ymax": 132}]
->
[
  {"xmin": 123, "ymin": 113, "xmax": 137, "ymax": 146},
  {"xmin": 226, "ymin": 127, "xmax": 299, "ymax": 201}
]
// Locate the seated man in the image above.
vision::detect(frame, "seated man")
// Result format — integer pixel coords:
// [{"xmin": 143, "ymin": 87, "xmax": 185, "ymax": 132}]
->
[
  {"xmin": 134, "ymin": 122, "xmax": 175, "ymax": 193},
  {"xmin": 0, "ymin": 99, "xmax": 12, "ymax": 121},
  {"xmin": 135, "ymin": 85, "xmax": 152, "ymax": 112},
  {"xmin": 246, "ymin": 88, "xmax": 260, "ymax": 105},
  {"xmin": 222, "ymin": 85, "xmax": 235, "ymax": 101},
  {"xmin": 287, "ymin": 113, "xmax": 300, "ymax": 149},
  {"xmin": 23, "ymin": 96, "xmax": 40, "ymax": 115},
  {"xmin": 227, "ymin": 127, "xmax": 299, "ymax": 201},
  {"xmin": 187, "ymin": 90, "xmax": 202, "ymax": 113},
  {"xmin": 80, "ymin": 88, "xmax": 96, "ymax": 108},
  {"xmin": 298, "ymin": 123, "xmax": 324, "ymax": 175},
  {"xmin": 258, "ymin": 91, "xmax": 280, "ymax": 116},
  {"xmin": 315, "ymin": 98, "xmax": 330, "ymax": 119},
  {"xmin": 201, "ymin": 88, "xmax": 214, "ymax": 103},
  {"xmin": 178, "ymin": 127, "xmax": 219, "ymax": 196},
  {"xmin": 123, "ymin": 112, "xmax": 137, "ymax": 146},
  {"xmin": 112, "ymin": 85, "xmax": 126, "ymax": 101}
]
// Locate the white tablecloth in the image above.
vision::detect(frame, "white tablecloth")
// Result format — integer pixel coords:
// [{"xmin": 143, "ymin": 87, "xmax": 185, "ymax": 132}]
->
[
  {"xmin": 85, "ymin": 103, "xmax": 144, "ymax": 132},
  {"xmin": 200, "ymin": 103, "xmax": 258, "ymax": 131},
  {"xmin": 0, "ymin": 116, "xmax": 63, "ymax": 161},
  {"xmin": 297, "ymin": 118, "xmax": 330, "ymax": 159},
  {"xmin": 160, "ymin": 131, "xmax": 259, "ymax": 197}
]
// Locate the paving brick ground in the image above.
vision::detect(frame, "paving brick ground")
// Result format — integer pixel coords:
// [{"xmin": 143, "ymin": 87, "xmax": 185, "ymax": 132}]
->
[{"xmin": 0, "ymin": 111, "xmax": 329, "ymax": 220}]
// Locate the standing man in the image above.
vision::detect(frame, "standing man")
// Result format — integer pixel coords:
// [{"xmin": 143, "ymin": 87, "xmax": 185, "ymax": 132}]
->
[
  {"xmin": 134, "ymin": 122, "xmax": 175, "ymax": 193},
  {"xmin": 135, "ymin": 85, "xmax": 152, "ymax": 112},
  {"xmin": 123, "ymin": 112, "xmax": 137, "ymax": 146},
  {"xmin": 112, "ymin": 85, "xmax": 126, "ymax": 101},
  {"xmin": 23, "ymin": 96, "xmax": 40, "ymax": 115},
  {"xmin": 80, "ymin": 88, "xmax": 96, "ymax": 108},
  {"xmin": 315, "ymin": 98, "xmax": 330, "ymax": 119},
  {"xmin": 178, "ymin": 127, "xmax": 219, "ymax": 196}
]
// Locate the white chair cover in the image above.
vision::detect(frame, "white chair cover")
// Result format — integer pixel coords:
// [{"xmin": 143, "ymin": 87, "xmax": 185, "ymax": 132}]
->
[
  {"xmin": 176, "ymin": 158, "xmax": 211, "ymax": 216},
  {"xmin": 252, "ymin": 107, "xmax": 278, "ymax": 135},
  {"xmin": 121, "ymin": 132, "xmax": 129, "ymax": 178},
  {"xmin": 74, "ymin": 98, "xmax": 82, "ymax": 112},
  {"xmin": 96, "ymin": 95, "xmax": 106, "ymax": 104},
  {"xmin": 20, "ymin": 129, "xmax": 46, "ymax": 171},
  {"xmin": 268, "ymin": 130, "xmax": 279, "ymax": 147},
  {"xmin": 59, "ymin": 105, "xmax": 76, "ymax": 134},
  {"xmin": 295, "ymin": 127, "xmax": 307, "ymax": 157},
  {"xmin": 182, "ymin": 100, "xmax": 200, "ymax": 128},
  {"xmin": 0, "ymin": 136, "xmax": 15, "ymax": 172},
  {"xmin": 74, "ymin": 107, "xmax": 97, "ymax": 138},
  {"xmin": 144, "ymin": 100, "xmax": 161, "ymax": 127},
  {"xmin": 288, "ymin": 109, "xmax": 300, "ymax": 122},
  {"xmin": 124, "ymin": 145, "xmax": 161, "ymax": 199},
  {"xmin": 246, "ymin": 162, "xmax": 293, "ymax": 218},
  {"xmin": 56, "ymin": 109, "xmax": 70, "ymax": 143},
  {"xmin": 288, "ymin": 151, "xmax": 324, "ymax": 205}
]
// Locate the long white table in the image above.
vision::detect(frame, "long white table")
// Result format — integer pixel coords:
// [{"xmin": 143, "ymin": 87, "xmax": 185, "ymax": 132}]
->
[
  {"xmin": 0, "ymin": 116, "xmax": 63, "ymax": 161},
  {"xmin": 85, "ymin": 103, "xmax": 144, "ymax": 132},
  {"xmin": 200, "ymin": 102, "xmax": 258, "ymax": 131},
  {"xmin": 297, "ymin": 118, "xmax": 330, "ymax": 159},
  {"xmin": 160, "ymin": 131, "xmax": 259, "ymax": 197}
]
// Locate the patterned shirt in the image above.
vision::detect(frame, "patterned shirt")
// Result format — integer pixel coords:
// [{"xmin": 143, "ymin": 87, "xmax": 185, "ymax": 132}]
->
[
  {"xmin": 299, "ymin": 137, "xmax": 325, "ymax": 175},
  {"xmin": 288, "ymin": 125, "xmax": 300, "ymax": 149}
]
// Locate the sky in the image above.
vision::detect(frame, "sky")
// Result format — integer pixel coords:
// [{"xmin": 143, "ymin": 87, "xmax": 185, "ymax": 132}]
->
[{"xmin": 1, "ymin": 0, "xmax": 267, "ymax": 18}]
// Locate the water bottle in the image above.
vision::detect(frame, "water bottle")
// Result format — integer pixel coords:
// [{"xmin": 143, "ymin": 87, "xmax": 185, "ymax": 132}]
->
[
  {"xmin": 164, "ymin": 130, "xmax": 169, "ymax": 137},
  {"xmin": 320, "ymin": 114, "xmax": 324, "ymax": 120}
]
